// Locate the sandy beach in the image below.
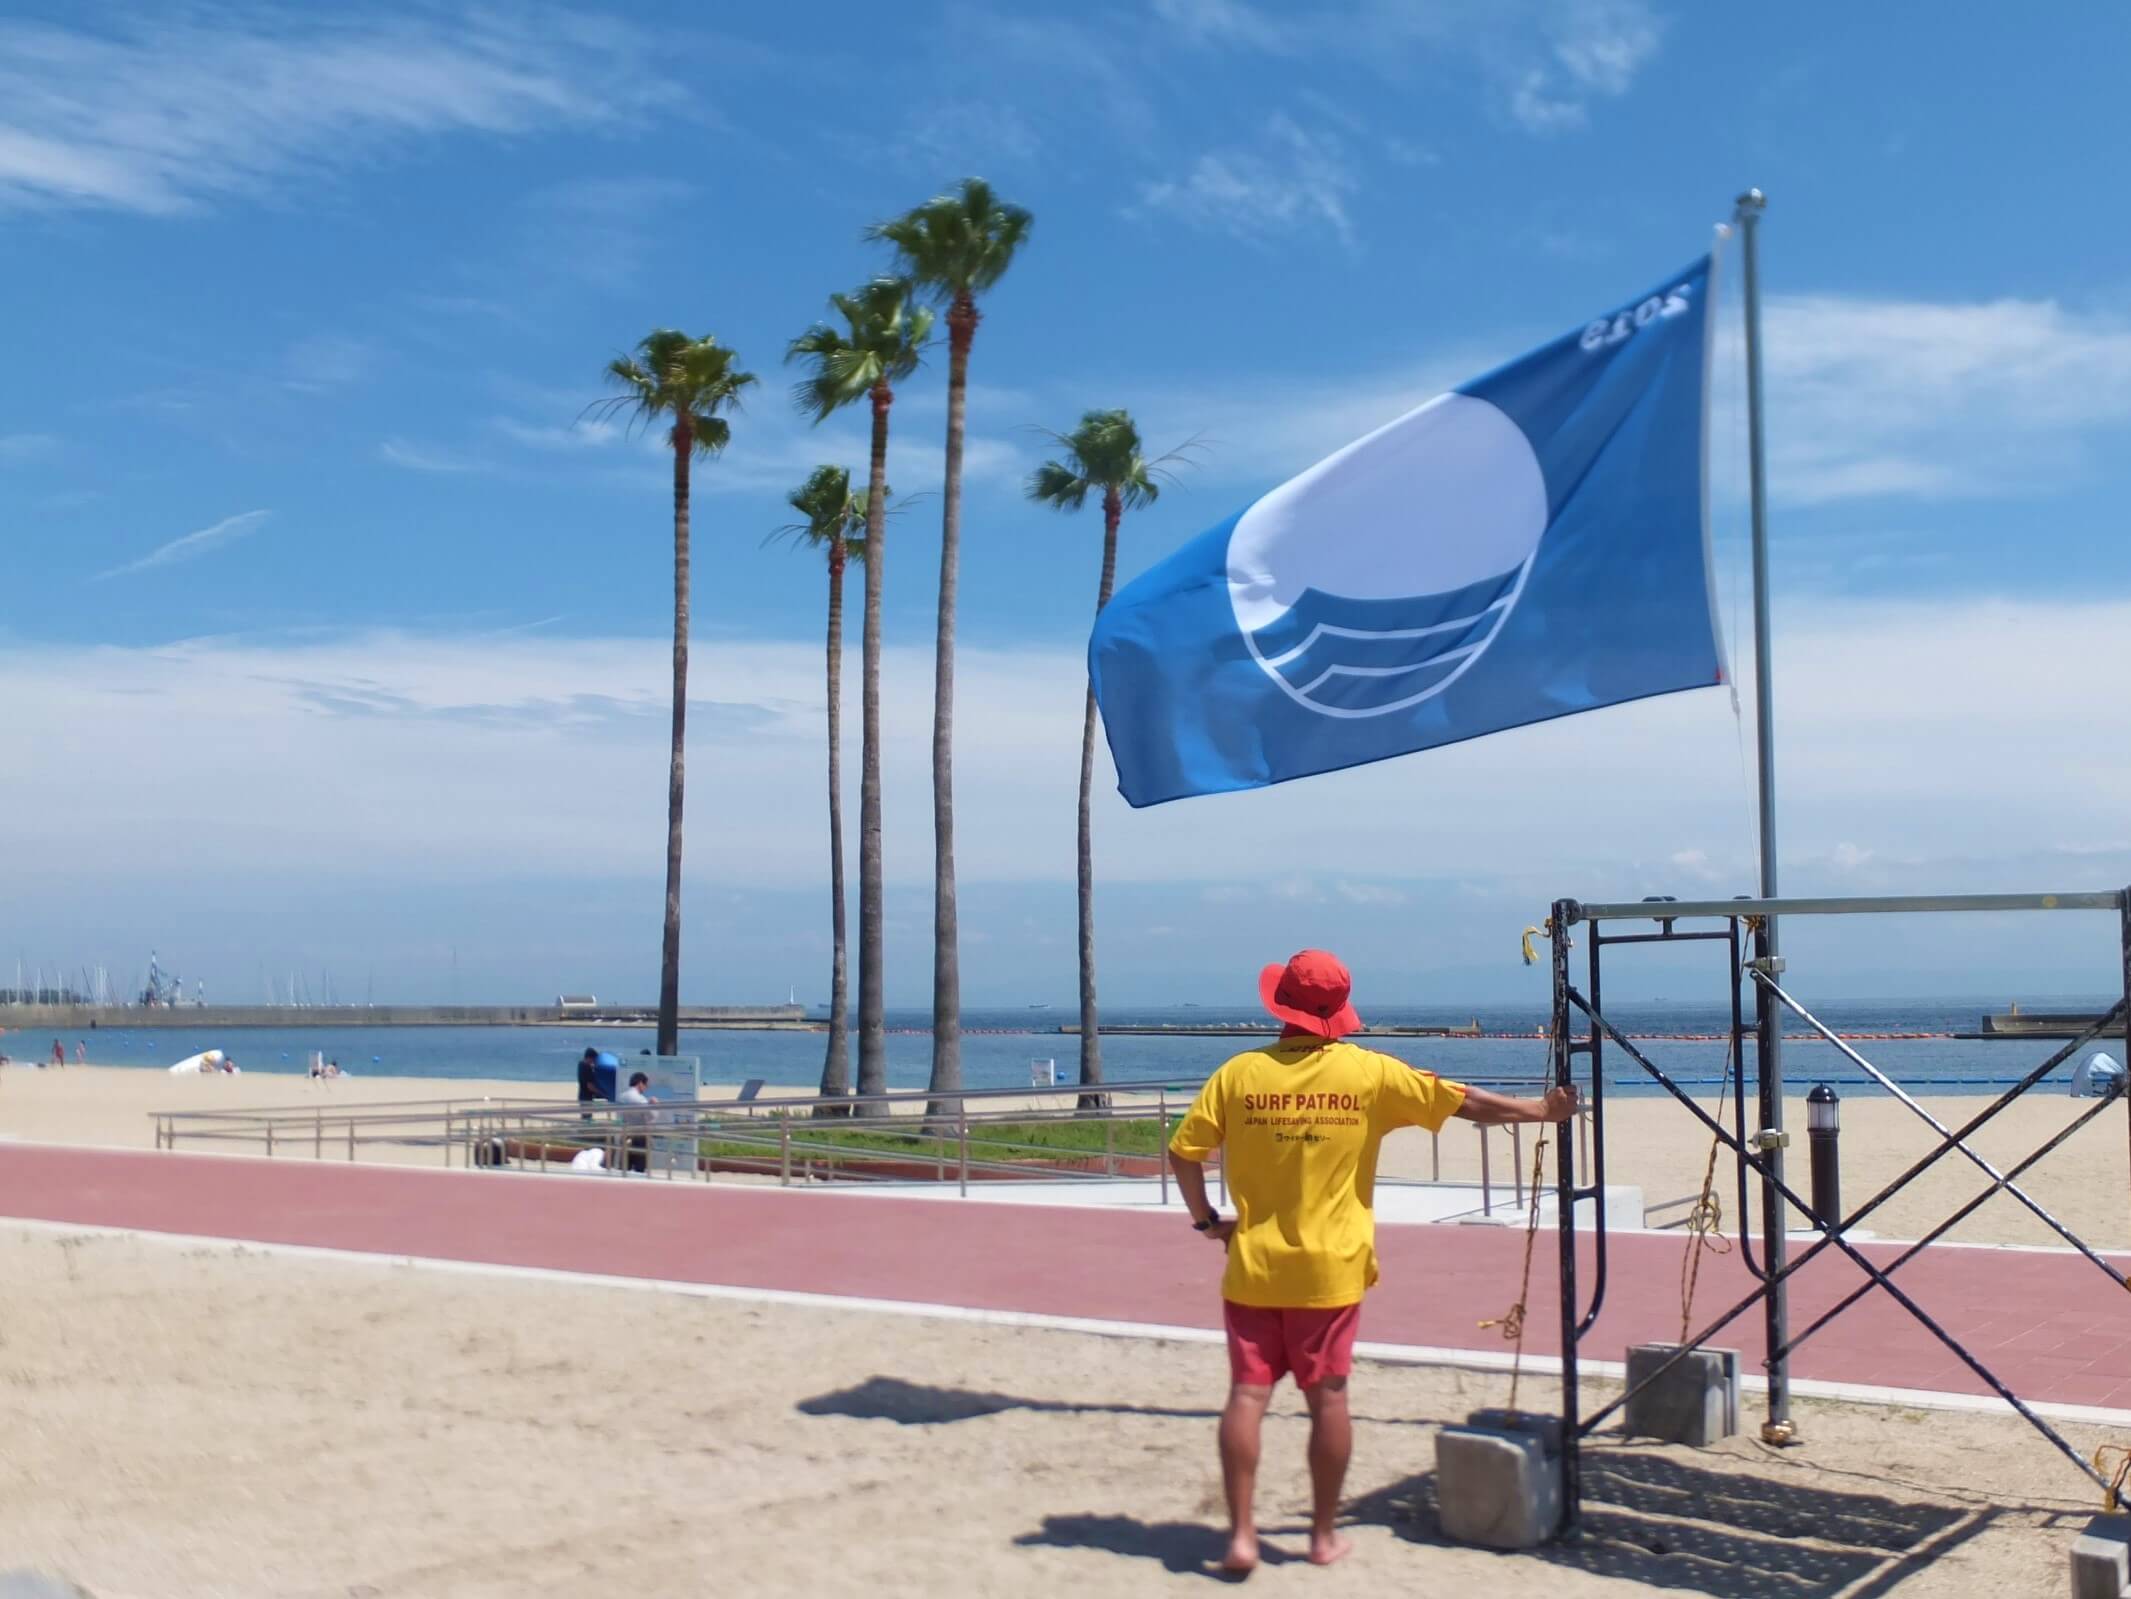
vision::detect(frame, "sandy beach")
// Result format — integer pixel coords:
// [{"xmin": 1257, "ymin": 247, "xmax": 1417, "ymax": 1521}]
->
[
  {"xmin": 4, "ymin": 1062, "xmax": 2124, "ymax": 1251},
  {"xmin": 0, "ymin": 1224, "xmax": 2110, "ymax": 1597}
]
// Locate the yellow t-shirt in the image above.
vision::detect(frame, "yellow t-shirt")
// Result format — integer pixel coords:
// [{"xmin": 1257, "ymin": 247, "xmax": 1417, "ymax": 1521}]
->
[{"xmin": 1168, "ymin": 1039, "xmax": 1467, "ymax": 1309}]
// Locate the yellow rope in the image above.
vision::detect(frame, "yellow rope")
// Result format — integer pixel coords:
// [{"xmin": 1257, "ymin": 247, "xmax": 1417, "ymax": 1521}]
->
[
  {"xmin": 1479, "ymin": 1135, "xmax": 1549, "ymax": 1412},
  {"xmin": 1679, "ymin": 1134, "xmax": 1734, "ymax": 1342},
  {"xmin": 2098, "ymin": 1445, "xmax": 2131, "ymax": 1512}
]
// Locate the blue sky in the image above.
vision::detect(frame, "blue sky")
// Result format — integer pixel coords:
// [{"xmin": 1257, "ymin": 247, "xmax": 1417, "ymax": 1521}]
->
[{"xmin": 5, "ymin": 1, "xmax": 2131, "ymax": 1008}]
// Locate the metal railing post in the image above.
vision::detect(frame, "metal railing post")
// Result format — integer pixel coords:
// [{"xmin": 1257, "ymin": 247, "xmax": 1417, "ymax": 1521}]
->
[
  {"xmin": 780, "ymin": 1116, "xmax": 791, "ymax": 1185},
  {"xmin": 315, "ymin": 1110, "xmax": 323, "ymax": 1160},
  {"xmin": 1511, "ymin": 1122, "xmax": 1523, "ymax": 1207},
  {"xmin": 1159, "ymin": 1090, "xmax": 1170, "ymax": 1205},
  {"xmin": 958, "ymin": 1104, "xmax": 969, "ymax": 1197},
  {"xmin": 1104, "ymin": 1117, "xmax": 1115, "ymax": 1177},
  {"xmin": 265, "ymin": 1122, "xmax": 274, "ymax": 1159},
  {"xmin": 1431, "ymin": 1128, "xmax": 1440, "ymax": 1182},
  {"xmin": 1478, "ymin": 1123, "xmax": 1492, "ymax": 1215}
]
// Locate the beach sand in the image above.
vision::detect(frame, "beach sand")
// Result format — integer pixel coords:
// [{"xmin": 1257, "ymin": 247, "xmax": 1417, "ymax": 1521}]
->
[
  {"xmin": 3, "ymin": 1063, "xmax": 2126, "ymax": 1249},
  {"xmin": 0, "ymin": 1225, "xmax": 2108, "ymax": 1598}
]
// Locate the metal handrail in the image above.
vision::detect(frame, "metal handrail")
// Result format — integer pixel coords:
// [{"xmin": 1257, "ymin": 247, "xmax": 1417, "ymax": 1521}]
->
[
  {"xmin": 1570, "ymin": 889, "xmax": 2123, "ymax": 922},
  {"xmin": 149, "ymin": 1079, "xmax": 1589, "ymax": 1224}
]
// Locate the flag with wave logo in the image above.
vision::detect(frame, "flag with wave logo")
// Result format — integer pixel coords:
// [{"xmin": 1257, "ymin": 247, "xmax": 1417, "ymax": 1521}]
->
[{"xmin": 1091, "ymin": 255, "xmax": 1725, "ymax": 807}]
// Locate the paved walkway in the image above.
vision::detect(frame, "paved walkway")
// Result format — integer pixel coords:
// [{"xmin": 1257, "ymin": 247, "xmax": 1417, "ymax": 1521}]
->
[{"xmin": 5, "ymin": 1146, "xmax": 2128, "ymax": 1410}]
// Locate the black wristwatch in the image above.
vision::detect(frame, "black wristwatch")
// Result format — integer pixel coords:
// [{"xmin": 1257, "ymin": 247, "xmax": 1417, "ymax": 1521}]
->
[{"xmin": 1193, "ymin": 1213, "xmax": 1222, "ymax": 1232}]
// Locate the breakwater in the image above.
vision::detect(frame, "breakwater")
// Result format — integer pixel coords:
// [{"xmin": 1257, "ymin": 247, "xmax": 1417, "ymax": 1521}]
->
[{"xmin": 0, "ymin": 1003, "xmax": 810, "ymax": 1031}]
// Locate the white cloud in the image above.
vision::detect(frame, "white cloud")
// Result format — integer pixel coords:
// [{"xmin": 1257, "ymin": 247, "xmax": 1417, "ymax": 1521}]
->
[
  {"xmin": 1124, "ymin": 289, "xmax": 2131, "ymax": 507},
  {"xmin": 380, "ymin": 438, "xmax": 486, "ymax": 474},
  {"xmin": 493, "ymin": 394, "xmax": 1029, "ymax": 503},
  {"xmin": 1668, "ymin": 848, "xmax": 1720, "ymax": 883},
  {"xmin": 9, "ymin": 595, "xmax": 2130, "ymax": 908},
  {"xmin": 0, "ymin": 10, "xmax": 681, "ymax": 214},
  {"xmin": 97, "ymin": 509, "xmax": 270, "ymax": 579},
  {"xmin": 1150, "ymin": 0, "xmax": 1292, "ymax": 48},
  {"xmin": 0, "ymin": 431, "xmax": 60, "ymax": 463},
  {"xmin": 895, "ymin": 101, "xmax": 1044, "ymax": 169},
  {"xmin": 1548, "ymin": 1, "xmax": 1662, "ymax": 95},
  {"xmin": 1508, "ymin": 70, "xmax": 1592, "ymax": 133},
  {"xmin": 1336, "ymin": 880, "xmax": 1409, "ymax": 905},
  {"xmin": 282, "ymin": 333, "xmax": 375, "ymax": 394},
  {"xmin": 1753, "ymin": 294, "xmax": 2131, "ymax": 504},
  {"xmin": 1144, "ymin": 0, "xmax": 1664, "ymax": 134},
  {"xmin": 1134, "ymin": 113, "xmax": 1358, "ymax": 245},
  {"xmin": 494, "ymin": 417, "xmax": 627, "ymax": 452}
]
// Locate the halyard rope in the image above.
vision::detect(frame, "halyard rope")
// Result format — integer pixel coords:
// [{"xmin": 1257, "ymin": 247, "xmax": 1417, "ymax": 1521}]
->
[
  {"xmin": 2098, "ymin": 1445, "xmax": 2131, "ymax": 1512},
  {"xmin": 1680, "ymin": 990, "xmax": 1753, "ymax": 1339},
  {"xmin": 1479, "ymin": 1134, "xmax": 1549, "ymax": 1413}
]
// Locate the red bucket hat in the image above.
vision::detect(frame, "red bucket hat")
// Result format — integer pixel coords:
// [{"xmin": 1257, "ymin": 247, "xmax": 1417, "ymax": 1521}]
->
[{"xmin": 1259, "ymin": 950, "xmax": 1362, "ymax": 1040}]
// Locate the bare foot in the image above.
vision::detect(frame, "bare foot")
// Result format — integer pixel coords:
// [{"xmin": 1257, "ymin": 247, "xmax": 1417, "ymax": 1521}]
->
[
  {"xmin": 1308, "ymin": 1530, "xmax": 1353, "ymax": 1567},
  {"xmin": 1221, "ymin": 1530, "xmax": 1259, "ymax": 1575}
]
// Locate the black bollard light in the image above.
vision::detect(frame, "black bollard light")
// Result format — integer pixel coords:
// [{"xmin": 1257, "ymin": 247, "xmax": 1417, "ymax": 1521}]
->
[{"xmin": 1805, "ymin": 1083, "xmax": 1841, "ymax": 1226}]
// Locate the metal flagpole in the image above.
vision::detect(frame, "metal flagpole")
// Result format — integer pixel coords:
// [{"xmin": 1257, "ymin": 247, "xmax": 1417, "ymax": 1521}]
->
[{"xmin": 1735, "ymin": 185, "xmax": 1794, "ymax": 1443}]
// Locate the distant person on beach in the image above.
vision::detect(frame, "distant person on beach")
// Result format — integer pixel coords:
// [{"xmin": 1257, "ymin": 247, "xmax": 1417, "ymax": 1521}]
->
[
  {"xmin": 1167, "ymin": 950, "xmax": 1577, "ymax": 1574},
  {"xmin": 51, "ymin": 1039, "xmax": 65, "ymax": 1069},
  {"xmin": 73, "ymin": 1040, "xmax": 85, "ymax": 1064},
  {"xmin": 619, "ymin": 1070, "xmax": 656, "ymax": 1174}
]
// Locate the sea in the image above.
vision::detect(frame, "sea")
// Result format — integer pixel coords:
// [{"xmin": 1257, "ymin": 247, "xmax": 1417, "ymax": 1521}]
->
[{"xmin": 29, "ymin": 998, "xmax": 2125, "ymax": 1100}]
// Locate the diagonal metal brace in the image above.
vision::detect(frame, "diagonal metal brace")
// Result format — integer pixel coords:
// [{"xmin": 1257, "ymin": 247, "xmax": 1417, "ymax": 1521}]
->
[
  {"xmin": 1567, "ymin": 988, "xmax": 2120, "ymax": 1494},
  {"xmin": 1751, "ymin": 968, "xmax": 2129, "ymax": 1288},
  {"xmin": 1771, "ymin": 1086, "xmax": 2126, "ymax": 1365}
]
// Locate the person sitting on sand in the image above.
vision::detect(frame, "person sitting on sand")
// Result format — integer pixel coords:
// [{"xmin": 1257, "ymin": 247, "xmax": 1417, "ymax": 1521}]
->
[
  {"xmin": 1167, "ymin": 950, "xmax": 1577, "ymax": 1574},
  {"xmin": 619, "ymin": 1071, "xmax": 656, "ymax": 1174}
]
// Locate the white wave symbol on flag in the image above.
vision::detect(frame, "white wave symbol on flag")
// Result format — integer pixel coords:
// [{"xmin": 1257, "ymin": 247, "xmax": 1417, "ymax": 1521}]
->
[
  {"xmin": 1226, "ymin": 391, "xmax": 1549, "ymax": 721},
  {"xmin": 1244, "ymin": 565, "xmax": 1533, "ymax": 717}
]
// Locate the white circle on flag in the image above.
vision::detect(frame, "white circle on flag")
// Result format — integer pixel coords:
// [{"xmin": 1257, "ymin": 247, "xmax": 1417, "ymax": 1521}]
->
[{"xmin": 1226, "ymin": 391, "xmax": 1548, "ymax": 718}]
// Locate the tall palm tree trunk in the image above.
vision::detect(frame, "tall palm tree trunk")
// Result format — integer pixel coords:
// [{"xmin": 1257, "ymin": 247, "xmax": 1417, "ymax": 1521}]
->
[
  {"xmin": 816, "ymin": 541, "xmax": 852, "ymax": 1113},
  {"xmin": 1077, "ymin": 487, "xmax": 1123, "ymax": 1102},
  {"xmin": 856, "ymin": 382, "xmax": 893, "ymax": 1098},
  {"xmin": 928, "ymin": 298, "xmax": 977, "ymax": 1109},
  {"xmin": 657, "ymin": 423, "xmax": 692, "ymax": 1058}
]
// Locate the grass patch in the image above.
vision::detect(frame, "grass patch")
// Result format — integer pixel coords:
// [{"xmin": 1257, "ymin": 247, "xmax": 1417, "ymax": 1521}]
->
[{"xmin": 698, "ymin": 1113, "xmax": 1170, "ymax": 1169}]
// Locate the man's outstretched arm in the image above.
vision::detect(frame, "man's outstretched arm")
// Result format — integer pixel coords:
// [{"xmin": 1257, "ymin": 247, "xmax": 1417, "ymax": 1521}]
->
[{"xmin": 1452, "ymin": 1082, "xmax": 1579, "ymax": 1126}]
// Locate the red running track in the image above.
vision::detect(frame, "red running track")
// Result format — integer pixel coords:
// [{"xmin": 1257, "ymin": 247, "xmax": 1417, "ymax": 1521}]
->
[{"xmin": 4, "ymin": 1145, "xmax": 2128, "ymax": 1409}]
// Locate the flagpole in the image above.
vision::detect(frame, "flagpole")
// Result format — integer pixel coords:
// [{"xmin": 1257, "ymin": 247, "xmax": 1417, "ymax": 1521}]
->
[{"xmin": 1736, "ymin": 184, "xmax": 1794, "ymax": 1443}]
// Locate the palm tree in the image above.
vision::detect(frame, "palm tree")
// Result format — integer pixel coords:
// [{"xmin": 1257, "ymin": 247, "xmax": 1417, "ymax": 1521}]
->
[
  {"xmin": 867, "ymin": 179, "xmax": 1033, "ymax": 1104},
  {"xmin": 775, "ymin": 466, "xmax": 871, "ymax": 1114},
  {"xmin": 595, "ymin": 331, "xmax": 755, "ymax": 1058},
  {"xmin": 788, "ymin": 279, "xmax": 933, "ymax": 1099},
  {"xmin": 1029, "ymin": 410, "xmax": 1182, "ymax": 1099}
]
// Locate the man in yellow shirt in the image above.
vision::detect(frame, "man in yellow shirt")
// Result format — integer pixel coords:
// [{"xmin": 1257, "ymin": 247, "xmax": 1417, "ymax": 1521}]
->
[{"xmin": 1168, "ymin": 950, "xmax": 1576, "ymax": 1573}]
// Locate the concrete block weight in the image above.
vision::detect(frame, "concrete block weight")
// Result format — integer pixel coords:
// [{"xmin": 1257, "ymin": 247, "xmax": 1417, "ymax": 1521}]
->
[
  {"xmin": 0, "ymin": 1573, "xmax": 93, "ymax": 1599},
  {"xmin": 1436, "ymin": 1414, "xmax": 1561, "ymax": 1551},
  {"xmin": 2072, "ymin": 1515, "xmax": 2131, "ymax": 1599},
  {"xmin": 1622, "ymin": 1344, "xmax": 1741, "ymax": 1447}
]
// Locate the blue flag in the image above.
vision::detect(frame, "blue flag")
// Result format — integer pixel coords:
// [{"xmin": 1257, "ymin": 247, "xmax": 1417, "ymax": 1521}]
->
[{"xmin": 1092, "ymin": 255, "xmax": 1725, "ymax": 807}]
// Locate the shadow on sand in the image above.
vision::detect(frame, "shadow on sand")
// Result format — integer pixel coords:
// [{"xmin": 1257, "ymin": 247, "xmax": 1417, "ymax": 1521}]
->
[
  {"xmin": 1344, "ymin": 1447, "xmax": 2007, "ymax": 1597},
  {"xmin": 795, "ymin": 1374, "xmax": 1450, "ymax": 1430}
]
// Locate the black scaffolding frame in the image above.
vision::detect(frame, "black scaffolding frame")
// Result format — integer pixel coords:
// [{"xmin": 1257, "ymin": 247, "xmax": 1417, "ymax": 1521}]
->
[{"xmin": 1547, "ymin": 889, "xmax": 2131, "ymax": 1537}]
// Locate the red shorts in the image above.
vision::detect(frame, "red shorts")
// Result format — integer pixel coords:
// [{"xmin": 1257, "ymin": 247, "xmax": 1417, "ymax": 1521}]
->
[{"xmin": 1222, "ymin": 1300, "xmax": 1361, "ymax": 1389}]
